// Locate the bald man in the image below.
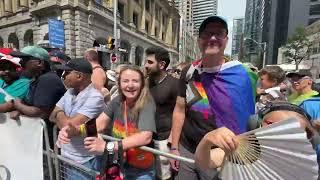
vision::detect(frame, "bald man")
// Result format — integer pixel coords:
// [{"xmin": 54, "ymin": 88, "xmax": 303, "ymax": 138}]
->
[
  {"xmin": 195, "ymin": 103, "xmax": 318, "ymax": 170},
  {"xmin": 84, "ymin": 49, "xmax": 107, "ymax": 91}
]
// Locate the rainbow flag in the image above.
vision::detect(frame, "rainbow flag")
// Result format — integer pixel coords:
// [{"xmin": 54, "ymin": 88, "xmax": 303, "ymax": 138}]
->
[{"xmin": 187, "ymin": 60, "xmax": 257, "ymax": 134}]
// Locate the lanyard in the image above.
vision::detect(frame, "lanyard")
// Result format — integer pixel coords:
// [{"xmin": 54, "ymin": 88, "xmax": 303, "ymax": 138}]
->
[{"xmin": 124, "ymin": 101, "xmax": 128, "ymax": 137}]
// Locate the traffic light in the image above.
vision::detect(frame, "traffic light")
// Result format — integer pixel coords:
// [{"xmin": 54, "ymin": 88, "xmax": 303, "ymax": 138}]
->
[
  {"xmin": 107, "ymin": 37, "xmax": 115, "ymax": 50},
  {"xmin": 111, "ymin": 53, "xmax": 117, "ymax": 63}
]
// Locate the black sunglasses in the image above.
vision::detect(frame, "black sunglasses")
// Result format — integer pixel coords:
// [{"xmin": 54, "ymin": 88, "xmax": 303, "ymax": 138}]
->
[{"xmin": 174, "ymin": 69, "xmax": 182, "ymax": 75}]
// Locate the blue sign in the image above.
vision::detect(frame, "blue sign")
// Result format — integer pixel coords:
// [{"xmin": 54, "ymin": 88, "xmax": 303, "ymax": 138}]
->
[{"xmin": 48, "ymin": 19, "xmax": 65, "ymax": 48}]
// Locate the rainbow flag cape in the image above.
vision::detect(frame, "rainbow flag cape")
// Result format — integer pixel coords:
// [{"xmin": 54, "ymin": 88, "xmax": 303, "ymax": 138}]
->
[{"xmin": 186, "ymin": 60, "xmax": 257, "ymax": 134}]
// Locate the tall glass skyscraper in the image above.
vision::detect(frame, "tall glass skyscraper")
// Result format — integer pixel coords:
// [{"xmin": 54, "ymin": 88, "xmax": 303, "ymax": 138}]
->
[{"xmin": 193, "ymin": 0, "xmax": 218, "ymax": 35}]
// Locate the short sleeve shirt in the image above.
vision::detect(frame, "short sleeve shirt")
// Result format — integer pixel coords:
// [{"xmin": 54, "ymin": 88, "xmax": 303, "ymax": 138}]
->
[
  {"xmin": 288, "ymin": 90, "xmax": 319, "ymax": 105},
  {"xmin": 58, "ymin": 84, "xmax": 106, "ymax": 163},
  {"xmin": 0, "ymin": 78, "xmax": 31, "ymax": 104},
  {"xmin": 104, "ymin": 96, "xmax": 156, "ymax": 139},
  {"xmin": 149, "ymin": 75, "xmax": 180, "ymax": 140},
  {"xmin": 24, "ymin": 71, "xmax": 66, "ymax": 110}
]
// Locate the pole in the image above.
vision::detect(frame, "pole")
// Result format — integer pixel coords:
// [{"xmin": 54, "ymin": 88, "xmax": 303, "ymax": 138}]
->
[
  {"xmin": 239, "ymin": 33, "xmax": 244, "ymax": 61},
  {"xmin": 113, "ymin": 0, "xmax": 117, "ymax": 49},
  {"xmin": 101, "ymin": 134, "xmax": 195, "ymax": 164},
  {"xmin": 262, "ymin": 42, "xmax": 266, "ymax": 68},
  {"xmin": 112, "ymin": 0, "xmax": 117, "ymax": 69}
]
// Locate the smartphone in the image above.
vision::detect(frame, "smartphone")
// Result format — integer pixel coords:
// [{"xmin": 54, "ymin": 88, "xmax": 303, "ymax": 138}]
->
[{"xmin": 85, "ymin": 118, "xmax": 97, "ymax": 137}]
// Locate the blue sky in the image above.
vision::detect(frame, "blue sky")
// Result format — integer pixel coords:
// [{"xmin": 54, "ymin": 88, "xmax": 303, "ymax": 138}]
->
[{"xmin": 218, "ymin": 0, "xmax": 246, "ymax": 55}]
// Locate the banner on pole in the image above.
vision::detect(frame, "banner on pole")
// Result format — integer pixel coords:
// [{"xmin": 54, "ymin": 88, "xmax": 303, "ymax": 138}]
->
[{"xmin": 0, "ymin": 114, "xmax": 43, "ymax": 180}]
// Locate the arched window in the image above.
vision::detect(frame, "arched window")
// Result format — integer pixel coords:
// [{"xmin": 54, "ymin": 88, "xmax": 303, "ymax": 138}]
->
[
  {"xmin": 24, "ymin": 29, "xmax": 33, "ymax": 46},
  {"xmin": 8, "ymin": 33, "xmax": 19, "ymax": 49},
  {"xmin": 135, "ymin": 46, "xmax": 144, "ymax": 66}
]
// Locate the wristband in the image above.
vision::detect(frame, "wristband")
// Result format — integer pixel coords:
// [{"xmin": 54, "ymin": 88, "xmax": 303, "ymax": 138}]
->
[
  {"xmin": 79, "ymin": 124, "xmax": 86, "ymax": 136},
  {"xmin": 170, "ymin": 147, "xmax": 178, "ymax": 151}
]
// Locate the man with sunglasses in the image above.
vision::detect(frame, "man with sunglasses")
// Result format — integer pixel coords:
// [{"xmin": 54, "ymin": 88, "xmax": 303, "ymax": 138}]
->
[
  {"xmin": 170, "ymin": 16, "xmax": 257, "ymax": 180},
  {"xmin": 49, "ymin": 58, "xmax": 105, "ymax": 179},
  {"xmin": 287, "ymin": 69, "xmax": 319, "ymax": 105},
  {"xmin": 9, "ymin": 46, "xmax": 66, "ymax": 147},
  {"xmin": 0, "ymin": 55, "xmax": 30, "ymax": 112}
]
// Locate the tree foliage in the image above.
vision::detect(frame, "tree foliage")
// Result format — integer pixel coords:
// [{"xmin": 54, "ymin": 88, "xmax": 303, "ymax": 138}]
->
[{"xmin": 283, "ymin": 26, "xmax": 311, "ymax": 70}]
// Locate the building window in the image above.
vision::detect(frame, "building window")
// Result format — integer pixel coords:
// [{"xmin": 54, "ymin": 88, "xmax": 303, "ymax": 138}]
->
[
  {"xmin": 145, "ymin": 0, "xmax": 150, "ymax": 12},
  {"xmin": 118, "ymin": 3, "xmax": 125, "ymax": 20},
  {"xmin": 133, "ymin": 12, "xmax": 139, "ymax": 28},
  {"xmin": 155, "ymin": 27, "xmax": 158, "ymax": 37},
  {"xmin": 309, "ymin": 4, "xmax": 320, "ymax": 15},
  {"xmin": 162, "ymin": 15, "xmax": 166, "ymax": 26},
  {"xmin": 157, "ymin": 8, "xmax": 161, "ymax": 19},
  {"xmin": 145, "ymin": 21, "xmax": 149, "ymax": 34}
]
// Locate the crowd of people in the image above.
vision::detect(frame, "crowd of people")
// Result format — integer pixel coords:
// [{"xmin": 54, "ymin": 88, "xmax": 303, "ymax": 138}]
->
[{"xmin": 0, "ymin": 15, "xmax": 320, "ymax": 180}]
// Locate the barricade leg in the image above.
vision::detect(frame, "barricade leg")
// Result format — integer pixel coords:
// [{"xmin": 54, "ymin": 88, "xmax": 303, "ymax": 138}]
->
[{"xmin": 41, "ymin": 120, "xmax": 54, "ymax": 180}]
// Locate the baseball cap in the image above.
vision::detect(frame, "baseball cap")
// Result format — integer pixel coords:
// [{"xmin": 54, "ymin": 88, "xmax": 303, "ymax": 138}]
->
[
  {"xmin": 198, "ymin": 16, "xmax": 228, "ymax": 36},
  {"xmin": 0, "ymin": 56, "xmax": 21, "ymax": 67},
  {"xmin": 55, "ymin": 58, "xmax": 92, "ymax": 74},
  {"xmin": 10, "ymin": 46, "xmax": 49, "ymax": 61},
  {"xmin": 0, "ymin": 48, "xmax": 13, "ymax": 56},
  {"xmin": 49, "ymin": 50, "xmax": 70, "ymax": 63},
  {"xmin": 286, "ymin": 69, "xmax": 312, "ymax": 78}
]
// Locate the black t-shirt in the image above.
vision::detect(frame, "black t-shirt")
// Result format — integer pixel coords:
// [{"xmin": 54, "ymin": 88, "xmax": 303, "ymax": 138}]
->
[
  {"xmin": 24, "ymin": 71, "xmax": 66, "ymax": 109},
  {"xmin": 178, "ymin": 66, "xmax": 217, "ymax": 153},
  {"xmin": 149, "ymin": 75, "xmax": 179, "ymax": 140},
  {"xmin": 24, "ymin": 71, "xmax": 66, "ymax": 148}
]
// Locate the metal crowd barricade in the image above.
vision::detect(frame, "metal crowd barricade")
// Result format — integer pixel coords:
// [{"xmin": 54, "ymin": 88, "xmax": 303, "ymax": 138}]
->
[
  {"xmin": 101, "ymin": 134, "xmax": 195, "ymax": 164},
  {"xmin": 51, "ymin": 125, "xmax": 101, "ymax": 180},
  {"xmin": 55, "ymin": 155, "xmax": 100, "ymax": 180},
  {"xmin": 41, "ymin": 120, "xmax": 54, "ymax": 180},
  {"xmin": 48, "ymin": 125, "xmax": 195, "ymax": 180}
]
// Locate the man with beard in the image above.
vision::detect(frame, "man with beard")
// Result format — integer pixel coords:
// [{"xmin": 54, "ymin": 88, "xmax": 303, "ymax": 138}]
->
[
  {"xmin": 170, "ymin": 16, "xmax": 257, "ymax": 180},
  {"xmin": 144, "ymin": 47, "xmax": 180, "ymax": 180}
]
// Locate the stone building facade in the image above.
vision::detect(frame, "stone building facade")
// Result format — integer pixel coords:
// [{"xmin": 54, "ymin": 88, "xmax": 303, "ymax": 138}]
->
[{"xmin": 0, "ymin": 0, "xmax": 180, "ymax": 67}]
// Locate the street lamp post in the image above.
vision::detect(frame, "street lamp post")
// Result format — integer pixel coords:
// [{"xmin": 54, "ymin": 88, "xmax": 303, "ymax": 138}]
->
[
  {"xmin": 244, "ymin": 37, "xmax": 267, "ymax": 68},
  {"xmin": 111, "ymin": 0, "xmax": 118, "ymax": 69}
]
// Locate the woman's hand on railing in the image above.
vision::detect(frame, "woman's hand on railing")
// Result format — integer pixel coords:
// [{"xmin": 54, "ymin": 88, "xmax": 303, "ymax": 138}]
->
[{"xmin": 84, "ymin": 135, "xmax": 106, "ymax": 155}]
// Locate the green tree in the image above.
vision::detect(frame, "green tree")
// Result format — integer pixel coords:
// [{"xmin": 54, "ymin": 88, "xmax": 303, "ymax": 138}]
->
[{"xmin": 283, "ymin": 26, "xmax": 311, "ymax": 70}]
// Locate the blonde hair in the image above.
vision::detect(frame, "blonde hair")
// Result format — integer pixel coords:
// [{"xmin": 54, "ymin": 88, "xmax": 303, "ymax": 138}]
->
[{"xmin": 118, "ymin": 65, "xmax": 153, "ymax": 120}]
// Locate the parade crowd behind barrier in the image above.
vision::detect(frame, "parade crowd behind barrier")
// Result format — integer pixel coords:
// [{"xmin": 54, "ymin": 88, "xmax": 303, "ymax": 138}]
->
[{"xmin": 0, "ymin": 112, "xmax": 193, "ymax": 180}]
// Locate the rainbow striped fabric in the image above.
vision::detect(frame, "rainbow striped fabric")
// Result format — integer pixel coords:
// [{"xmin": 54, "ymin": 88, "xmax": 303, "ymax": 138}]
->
[
  {"xmin": 186, "ymin": 60, "xmax": 257, "ymax": 134},
  {"xmin": 112, "ymin": 119, "xmax": 138, "ymax": 138}
]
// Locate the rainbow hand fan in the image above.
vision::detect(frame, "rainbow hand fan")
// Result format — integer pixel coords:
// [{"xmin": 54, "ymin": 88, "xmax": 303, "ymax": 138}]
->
[{"xmin": 220, "ymin": 118, "xmax": 318, "ymax": 180}]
